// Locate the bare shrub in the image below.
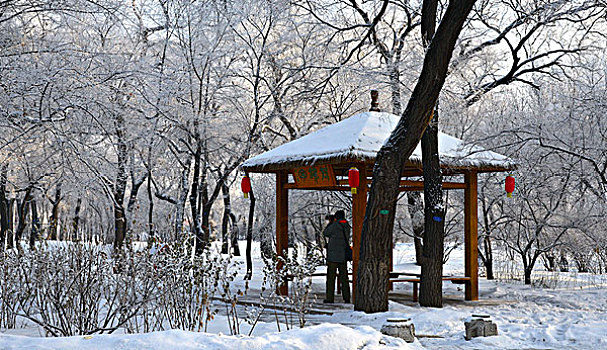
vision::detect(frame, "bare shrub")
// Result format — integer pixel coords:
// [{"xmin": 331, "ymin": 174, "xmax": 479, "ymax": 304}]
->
[
  {"xmin": 0, "ymin": 238, "xmax": 241, "ymax": 336},
  {"xmin": 260, "ymin": 247, "xmax": 324, "ymax": 330}
]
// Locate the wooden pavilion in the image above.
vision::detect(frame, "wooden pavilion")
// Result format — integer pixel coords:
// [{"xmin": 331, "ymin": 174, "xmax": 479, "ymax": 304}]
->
[{"xmin": 241, "ymin": 107, "xmax": 515, "ymax": 302}]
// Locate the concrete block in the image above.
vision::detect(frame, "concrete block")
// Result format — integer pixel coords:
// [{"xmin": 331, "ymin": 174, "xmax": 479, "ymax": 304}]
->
[
  {"xmin": 465, "ymin": 314, "xmax": 498, "ymax": 340},
  {"xmin": 381, "ymin": 318, "xmax": 415, "ymax": 343}
]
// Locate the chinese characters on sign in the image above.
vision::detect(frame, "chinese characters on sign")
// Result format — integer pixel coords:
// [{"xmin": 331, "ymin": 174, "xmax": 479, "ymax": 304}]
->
[{"xmin": 292, "ymin": 165, "xmax": 336, "ymax": 188}]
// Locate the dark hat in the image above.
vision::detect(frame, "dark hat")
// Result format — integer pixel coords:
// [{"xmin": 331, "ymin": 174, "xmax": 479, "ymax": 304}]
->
[{"xmin": 335, "ymin": 210, "xmax": 345, "ymax": 220}]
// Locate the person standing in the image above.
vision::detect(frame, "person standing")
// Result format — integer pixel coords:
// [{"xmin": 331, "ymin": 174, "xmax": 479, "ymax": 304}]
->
[{"xmin": 323, "ymin": 210, "xmax": 351, "ymax": 303}]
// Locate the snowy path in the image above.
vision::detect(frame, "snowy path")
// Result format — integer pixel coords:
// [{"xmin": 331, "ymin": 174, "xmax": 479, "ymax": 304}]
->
[{"xmin": 2, "ymin": 242, "xmax": 607, "ymax": 349}]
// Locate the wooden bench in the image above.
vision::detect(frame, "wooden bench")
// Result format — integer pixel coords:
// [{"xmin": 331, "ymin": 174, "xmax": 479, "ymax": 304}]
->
[{"xmin": 390, "ymin": 274, "xmax": 470, "ymax": 302}]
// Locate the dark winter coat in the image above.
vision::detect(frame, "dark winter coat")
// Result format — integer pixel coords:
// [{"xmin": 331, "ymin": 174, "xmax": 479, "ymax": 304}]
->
[{"xmin": 323, "ymin": 220, "xmax": 351, "ymax": 263}]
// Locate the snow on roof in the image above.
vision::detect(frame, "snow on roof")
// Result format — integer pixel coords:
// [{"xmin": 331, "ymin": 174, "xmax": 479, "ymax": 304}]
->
[{"xmin": 242, "ymin": 111, "xmax": 515, "ymax": 171}]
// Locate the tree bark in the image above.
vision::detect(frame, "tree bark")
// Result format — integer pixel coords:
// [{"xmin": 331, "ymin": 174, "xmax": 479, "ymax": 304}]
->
[
  {"xmin": 479, "ymin": 193, "xmax": 495, "ymax": 280},
  {"xmin": 72, "ymin": 197, "xmax": 82, "ymax": 241},
  {"xmin": 483, "ymin": 236, "xmax": 494, "ymax": 280},
  {"xmin": 114, "ymin": 202, "xmax": 126, "ymax": 248},
  {"xmin": 418, "ymin": 0, "xmax": 444, "ymax": 309},
  {"xmin": 221, "ymin": 181, "xmax": 231, "ymax": 254},
  {"xmin": 15, "ymin": 187, "xmax": 33, "ymax": 252},
  {"xmin": 113, "ymin": 114, "xmax": 128, "ymax": 249},
  {"xmin": 0, "ymin": 163, "xmax": 8, "ymax": 249},
  {"xmin": 230, "ymin": 212, "xmax": 241, "ymax": 256},
  {"xmin": 407, "ymin": 192, "xmax": 424, "ymax": 265},
  {"xmin": 199, "ymin": 170, "xmax": 212, "ymax": 249},
  {"xmin": 190, "ymin": 142, "xmax": 203, "ymax": 252},
  {"xmin": 419, "ymin": 110, "xmax": 445, "ymax": 307},
  {"xmin": 147, "ymin": 168, "xmax": 154, "ymax": 245},
  {"xmin": 126, "ymin": 170, "xmax": 147, "ymax": 239},
  {"xmin": 524, "ymin": 267, "xmax": 532, "ymax": 285},
  {"xmin": 355, "ymin": 0, "xmax": 476, "ymax": 313},
  {"xmin": 389, "ymin": 63, "xmax": 402, "ymax": 115},
  {"xmin": 7, "ymin": 198, "xmax": 15, "ymax": 248},
  {"xmin": 48, "ymin": 183, "xmax": 61, "ymax": 240},
  {"xmin": 29, "ymin": 199, "xmax": 40, "ymax": 249},
  {"xmin": 175, "ymin": 159, "xmax": 191, "ymax": 238},
  {"xmin": 559, "ymin": 253, "xmax": 568, "ymax": 272}
]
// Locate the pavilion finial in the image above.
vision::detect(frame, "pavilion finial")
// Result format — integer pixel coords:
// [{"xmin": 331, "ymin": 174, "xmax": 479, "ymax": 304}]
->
[{"xmin": 370, "ymin": 90, "xmax": 380, "ymax": 112}]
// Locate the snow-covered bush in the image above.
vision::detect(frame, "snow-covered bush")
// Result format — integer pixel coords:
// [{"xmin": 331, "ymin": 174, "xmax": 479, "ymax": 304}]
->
[
  {"xmin": 259, "ymin": 246, "xmax": 324, "ymax": 330},
  {"xmin": 0, "ymin": 238, "xmax": 241, "ymax": 336},
  {"xmin": 147, "ymin": 238, "xmax": 240, "ymax": 333},
  {"xmin": 0, "ymin": 250, "xmax": 19, "ymax": 329},
  {"xmin": 6, "ymin": 242, "xmax": 153, "ymax": 336}
]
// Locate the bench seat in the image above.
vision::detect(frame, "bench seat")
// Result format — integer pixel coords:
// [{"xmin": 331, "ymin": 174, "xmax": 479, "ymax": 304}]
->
[{"xmin": 390, "ymin": 276, "xmax": 471, "ymax": 302}]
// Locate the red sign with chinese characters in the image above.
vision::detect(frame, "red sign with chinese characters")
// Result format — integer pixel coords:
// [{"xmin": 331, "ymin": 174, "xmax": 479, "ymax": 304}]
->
[{"xmin": 292, "ymin": 165, "xmax": 336, "ymax": 188}]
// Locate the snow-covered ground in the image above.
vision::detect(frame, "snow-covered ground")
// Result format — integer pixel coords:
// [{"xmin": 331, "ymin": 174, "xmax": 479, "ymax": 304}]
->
[{"xmin": 2, "ymin": 242, "xmax": 606, "ymax": 349}]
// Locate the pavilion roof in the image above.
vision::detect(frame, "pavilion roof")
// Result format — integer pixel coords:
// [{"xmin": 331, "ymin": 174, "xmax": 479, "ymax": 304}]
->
[{"xmin": 242, "ymin": 111, "xmax": 516, "ymax": 173}]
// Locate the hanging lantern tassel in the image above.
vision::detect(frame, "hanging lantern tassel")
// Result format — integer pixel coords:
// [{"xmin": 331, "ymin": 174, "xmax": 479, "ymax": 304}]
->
[
  {"xmin": 241, "ymin": 176, "xmax": 251, "ymax": 198},
  {"xmin": 505, "ymin": 175, "xmax": 515, "ymax": 198},
  {"xmin": 348, "ymin": 167, "xmax": 360, "ymax": 195}
]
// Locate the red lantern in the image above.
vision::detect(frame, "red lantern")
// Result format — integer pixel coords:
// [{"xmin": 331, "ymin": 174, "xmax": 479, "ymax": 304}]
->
[
  {"xmin": 348, "ymin": 167, "xmax": 360, "ymax": 194},
  {"xmin": 505, "ymin": 175, "xmax": 515, "ymax": 198},
  {"xmin": 241, "ymin": 176, "xmax": 251, "ymax": 198}
]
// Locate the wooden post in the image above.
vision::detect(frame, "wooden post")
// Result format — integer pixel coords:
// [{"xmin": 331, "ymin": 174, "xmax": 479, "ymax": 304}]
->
[
  {"xmin": 276, "ymin": 171, "xmax": 289, "ymax": 295},
  {"xmin": 464, "ymin": 171, "xmax": 479, "ymax": 301},
  {"xmin": 352, "ymin": 164, "xmax": 367, "ymax": 302}
]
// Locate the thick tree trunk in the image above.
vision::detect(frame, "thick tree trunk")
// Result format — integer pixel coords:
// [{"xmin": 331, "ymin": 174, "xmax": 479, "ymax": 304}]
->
[
  {"xmin": 521, "ymin": 254, "xmax": 532, "ymax": 284},
  {"xmin": 200, "ymin": 201, "xmax": 212, "ymax": 249},
  {"xmin": 524, "ymin": 267, "xmax": 532, "ymax": 285},
  {"xmin": 407, "ymin": 192, "xmax": 424, "ymax": 265},
  {"xmin": 199, "ymin": 167, "xmax": 212, "ymax": 249},
  {"xmin": 543, "ymin": 253, "xmax": 556, "ymax": 272},
  {"xmin": 0, "ymin": 164, "xmax": 8, "ymax": 249},
  {"xmin": 355, "ymin": 0, "xmax": 476, "ymax": 313},
  {"xmin": 230, "ymin": 212, "xmax": 241, "ymax": 256},
  {"xmin": 29, "ymin": 199, "xmax": 40, "ymax": 249},
  {"xmin": 389, "ymin": 63, "xmax": 402, "ymax": 115},
  {"xmin": 221, "ymin": 181, "xmax": 231, "ymax": 254},
  {"xmin": 198, "ymin": 169, "xmax": 235, "ymax": 252},
  {"xmin": 419, "ymin": 110, "xmax": 445, "ymax": 307},
  {"xmin": 480, "ymin": 195, "xmax": 495, "ymax": 280},
  {"xmin": 147, "ymin": 169, "xmax": 154, "ymax": 245},
  {"xmin": 175, "ymin": 160, "xmax": 191, "ymax": 238},
  {"xmin": 483, "ymin": 236, "xmax": 495, "ymax": 280},
  {"xmin": 72, "ymin": 197, "xmax": 82, "ymax": 241},
  {"xmin": 114, "ymin": 203, "xmax": 126, "ymax": 248},
  {"xmin": 7, "ymin": 198, "xmax": 14, "ymax": 248},
  {"xmin": 126, "ymin": 171, "xmax": 146, "ymax": 239},
  {"xmin": 48, "ymin": 184, "xmax": 61, "ymax": 240},
  {"xmin": 15, "ymin": 187, "xmax": 33, "ymax": 252},
  {"xmin": 485, "ymin": 259, "xmax": 494, "ymax": 280},
  {"xmin": 418, "ymin": 0, "xmax": 444, "ymax": 308},
  {"xmin": 190, "ymin": 142, "xmax": 203, "ymax": 252},
  {"xmin": 114, "ymin": 114, "xmax": 128, "ymax": 249},
  {"xmin": 559, "ymin": 253, "xmax": 568, "ymax": 272},
  {"xmin": 245, "ymin": 175, "xmax": 256, "ymax": 280},
  {"xmin": 386, "ymin": 40, "xmax": 425, "ymax": 262},
  {"xmin": 414, "ymin": 236, "xmax": 423, "ymax": 265}
]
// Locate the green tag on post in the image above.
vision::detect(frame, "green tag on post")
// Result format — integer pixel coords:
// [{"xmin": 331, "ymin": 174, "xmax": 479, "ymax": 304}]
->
[{"xmin": 380, "ymin": 209, "xmax": 389, "ymax": 215}]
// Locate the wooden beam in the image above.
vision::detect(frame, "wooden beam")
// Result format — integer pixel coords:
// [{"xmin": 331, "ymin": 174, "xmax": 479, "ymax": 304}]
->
[
  {"xmin": 337, "ymin": 178, "xmax": 371, "ymax": 186},
  {"xmin": 464, "ymin": 171, "xmax": 479, "ymax": 301},
  {"xmin": 351, "ymin": 163, "xmax": 367, "ymax": 303},
  {"xmin": 399, "ymin": 186, "xmax": 425, "ymax": 192},
  {"xmin": 337, "ymin": 179, "xmax": 465, "ymax": 189},
  {"xmin": 403, "ymin": 180, "xmax": 466, "ymax": 189},
  {"xmin": 284, "ymin": 184, "xmax": 351, "ymax": 191},
  {"xmin": 276, "ymin": 171, "xmax": 289, "ymax": 296}
]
